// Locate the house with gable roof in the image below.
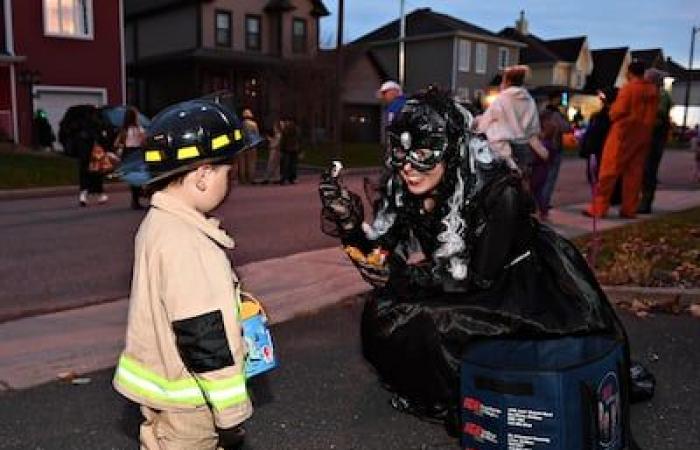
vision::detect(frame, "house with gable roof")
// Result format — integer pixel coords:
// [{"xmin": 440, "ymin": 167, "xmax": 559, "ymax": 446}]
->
[
  {"xmin": 498, "ymin": 11, "xmax": 593, "ymax": 96},
  {"xmin": 338, "ymin": 7, "xmax": 524, "ymax": 142},
  {"xmin": 124, "ymin": 0, "xmax": 330, "ymax": 129}
]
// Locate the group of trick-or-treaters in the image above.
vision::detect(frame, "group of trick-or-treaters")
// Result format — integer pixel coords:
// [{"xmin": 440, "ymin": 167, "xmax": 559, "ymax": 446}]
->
[{"xmin": 113, "ymin": 72, "xmax": 651, "ymax": 449}]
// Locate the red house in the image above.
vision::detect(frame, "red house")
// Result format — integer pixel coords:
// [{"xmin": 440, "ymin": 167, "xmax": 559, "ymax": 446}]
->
[{"xmin": 0, "ymin": 0, "xmax": 124, "ymax": 146}]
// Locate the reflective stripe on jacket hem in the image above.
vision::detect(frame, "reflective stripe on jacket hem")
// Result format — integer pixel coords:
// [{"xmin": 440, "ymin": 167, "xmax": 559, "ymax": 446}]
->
[{"xmin": 114, "ymin": 354, "xmax": 248, "ymax": 411}]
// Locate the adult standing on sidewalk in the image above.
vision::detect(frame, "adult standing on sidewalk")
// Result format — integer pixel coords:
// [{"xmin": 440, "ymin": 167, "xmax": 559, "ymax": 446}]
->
[
  {"xmin": 60, "ymin": 106, "xmax": 109, "ymax": 207},
  {"xmin": 637, "ymin": 68, "xmax": 673, "ymax": 214},
  {"xmin": 377, "ymin": 80, "xmax": 407, "ymax": 127},
  {"xmin": 279, "ymin": 119, "xmax": 301, "ymax": 184},
  {"xmin": 585, "ymin": 60, "xmax": 659, "ymax": 218},
  {"xmin": 537, "ymin": 93, "xmax": 570, "ymax": 219},
  {"xmin": 476, "ymin": 65, "xmax": 548, "ymax": 178},
  {"xmin": 114, "ymin": 106, "xmax": 146, "ymax": 210},
  {"xmin": 261, "ymin": 120, "xmax": 283, "ymax": 184},
  {"xmin": 237, "ymin": 109, "xmax": 260, "ymax": 184}
]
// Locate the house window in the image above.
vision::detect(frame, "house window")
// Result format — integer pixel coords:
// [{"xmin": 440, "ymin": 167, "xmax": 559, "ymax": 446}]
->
[
  {"xmin": 246, "ymin": 15, "xmax": 261, "ymax": 51},
  {"xmin": 498, "ymin": 47, "xmax": 509, "ymax": 70},
  {"xmin": 215, "ymin": 10, "xmax": 232, "ymax": 47},
  {"xmin": 457, "ymin": 39, "xmax": 470, "ymax": 72},
  {"xmin": 292, "ymin": 18, "xmax": 307, "ymax": 53},
  {"xmin": 475, "ymin": 43, "xmax": 487, "ymax": 74},
  {"xmin": 43, "ymin": 0, "xmax": 93, "ymax": 39}
]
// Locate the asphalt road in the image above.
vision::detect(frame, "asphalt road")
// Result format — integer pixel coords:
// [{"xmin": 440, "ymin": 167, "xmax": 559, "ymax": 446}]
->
[
  {"xmin": 0, "ymin": 299, "xmax": 697, "ymax": 450},
  {"xmin": 0, "ymin": 151, "xmax": 697, "ymax": 321}
]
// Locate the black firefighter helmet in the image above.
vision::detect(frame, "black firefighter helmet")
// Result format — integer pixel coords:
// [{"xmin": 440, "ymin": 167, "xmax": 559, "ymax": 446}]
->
[{"xmin": 143, "ymin": 100, "xmax": 250, "ymax": 185}]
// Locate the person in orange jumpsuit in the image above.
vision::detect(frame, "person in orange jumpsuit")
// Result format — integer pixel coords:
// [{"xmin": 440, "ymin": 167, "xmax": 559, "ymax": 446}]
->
[{"xmin": 585, "ymin": 61, "xmax": 659, "ymax": 218}]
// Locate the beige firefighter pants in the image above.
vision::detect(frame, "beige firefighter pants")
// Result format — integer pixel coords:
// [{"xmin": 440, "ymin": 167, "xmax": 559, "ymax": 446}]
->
[{"xmin": 140, "ymin": 406, "xmax": 223, "ymax": 450}]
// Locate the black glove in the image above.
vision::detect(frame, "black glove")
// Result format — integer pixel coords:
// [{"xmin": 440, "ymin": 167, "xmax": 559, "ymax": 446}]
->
[
  {"xmin": 319, "ymin": 169, "xmax": 364, "ymax": 237},
  {"xmin": 217, "ymin": 424, "xmax": 246, "ymax": 449}
]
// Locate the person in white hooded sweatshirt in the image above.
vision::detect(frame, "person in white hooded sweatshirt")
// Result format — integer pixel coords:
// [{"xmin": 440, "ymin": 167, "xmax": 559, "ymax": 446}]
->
[{"xmin": 476, "ymin": 65, "xmax": 548, "ymax": 177}]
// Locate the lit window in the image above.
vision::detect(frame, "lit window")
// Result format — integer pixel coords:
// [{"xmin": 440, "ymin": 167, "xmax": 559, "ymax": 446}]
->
[
  {"xmin": 475, "ymin": 43, "xmax": 487, "ymax": 74},
  {"xmin": 292, "ymin": 18, "xmax": 307, "ymax": 54},
  {"xmin": 498, "ymin": 47, "xmax": 509, "ymax": 70},
  {"xmin": 215, "ymin": 11, "xmax": 232, "ymax": 47},
  {"xmin": 458, "ymin": 39, "xmax": 470, "ymax": 72},
  {"xmin": 246, "ymin": 15, "xmax": 261, "ymax": 51},
  {"xmin": 44, "ymin": 0, "xmax": 93, "ymax": 39}
]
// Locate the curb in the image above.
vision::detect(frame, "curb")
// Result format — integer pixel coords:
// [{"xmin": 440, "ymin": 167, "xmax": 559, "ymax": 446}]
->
[
  {"xmin": 603, "ymin": 285, "xmax": 700, "ymax": 308},
  {"xmin": 0, "ymin": 182, "xmax": 130, "ymax": 201}
]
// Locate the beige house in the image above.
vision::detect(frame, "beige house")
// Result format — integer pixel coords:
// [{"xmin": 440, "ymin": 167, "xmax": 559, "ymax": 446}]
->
[
  {"xmin": 124, "ymin": 0, "xmax": 330, "ymax": 129},
  {"xmin": 499, "ymin": 12, "xmax": 593, "ymax": 96}
]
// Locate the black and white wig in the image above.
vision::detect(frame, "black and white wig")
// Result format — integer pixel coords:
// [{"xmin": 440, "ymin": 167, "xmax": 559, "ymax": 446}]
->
[{"xmin": 364, "ymin": 89, "xmax": 499, "ymax": 281}]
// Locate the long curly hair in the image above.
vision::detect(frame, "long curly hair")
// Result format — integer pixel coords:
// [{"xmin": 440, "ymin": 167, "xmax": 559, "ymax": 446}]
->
[{"xmin": 365, "ymin": 89, "xmax": 484, "ymax": 281}]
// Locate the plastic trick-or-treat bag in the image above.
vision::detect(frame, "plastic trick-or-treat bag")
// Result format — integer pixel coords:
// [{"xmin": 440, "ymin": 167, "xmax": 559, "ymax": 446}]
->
[{"xmin": 239, "ymin": 291, "xmax": 277, "ymax": 379}]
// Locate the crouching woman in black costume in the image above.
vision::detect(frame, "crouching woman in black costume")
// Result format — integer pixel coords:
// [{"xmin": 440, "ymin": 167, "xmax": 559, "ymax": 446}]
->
[{"xmin": 319, "ymin": 89, "xmax": 633, "ymax": 441}]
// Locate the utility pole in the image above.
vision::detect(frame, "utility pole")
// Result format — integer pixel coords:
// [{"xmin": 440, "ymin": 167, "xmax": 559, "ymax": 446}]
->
[
  {"xmin": 398, "ymin": 0, "xmax": 406, "ymax": 87},
  {"xmin": 682, "ymin": 25, "xmax": 698, "ymax": 131},
  {"xmin": 333, "ymin": 0, "xmax": 344, "ymax": 160}
]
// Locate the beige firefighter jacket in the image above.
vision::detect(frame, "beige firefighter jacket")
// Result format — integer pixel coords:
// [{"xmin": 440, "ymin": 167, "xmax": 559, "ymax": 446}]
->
[{"xmin": 114, "ymin": 191, "xmax": 252, "ymax": 429}]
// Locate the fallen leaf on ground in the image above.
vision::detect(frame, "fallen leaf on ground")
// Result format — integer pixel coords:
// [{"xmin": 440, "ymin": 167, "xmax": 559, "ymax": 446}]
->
[{"xmin": 57, "ymin": 371, "xmax": 78, "ymax": 382}]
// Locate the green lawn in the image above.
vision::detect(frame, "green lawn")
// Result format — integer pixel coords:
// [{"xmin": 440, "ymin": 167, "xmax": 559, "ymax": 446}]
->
[
  {"xmin": 573, "ymin": 207, "xmax": 700, "ymax": 287},
  {"xmin": 0, "ymin": 147, "xmax": 78, "ymax": 189}
]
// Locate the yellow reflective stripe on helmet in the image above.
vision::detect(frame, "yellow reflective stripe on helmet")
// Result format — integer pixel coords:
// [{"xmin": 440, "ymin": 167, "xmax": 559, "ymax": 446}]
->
[
  {"xmin": 145, "ymin": 150, "xmax": 162, "ymax": 162},
  {"xmin": 199, "ymin": 374, "xmax": 249, "ymax": 411},
  {"xmin": 177, "ymin": 146, "xmax": 200, "ymax": 160},
  {"xmin": 212, "ymin": 134, "xmax": 231, "ymax": 150},
  {"xmin": 115, "ymin": 355, "xmax": 205, "ymax": 406},
  {"xmin": 234, "ymin": 129, "xmax": 243, "ymax": 141}
]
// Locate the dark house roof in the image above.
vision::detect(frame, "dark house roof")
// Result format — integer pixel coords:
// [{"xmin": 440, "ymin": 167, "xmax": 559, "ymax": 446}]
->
[
  {"xmin": 499, "ymin": 27, "xmax": 560, "ymax": 63},
  {"xmin": 545, "ymin": 37, "xmax": 586, "ymax": 63},
  {"xmin": 666, "ymin": 58, "xmax": 700, "ymax": 81},
  {"xmin": 498, "ymin": 28, "xmax": 585, "ymax": 64},
  {"xmin": 584, "ymin": 47, "xmax": 629, "ymax": 92},
  {"xmin": 309, "ymin": 0, "xmax": 330, "ymax": 16},
  {"xmin": 352, "ymin": 8, "xmax": 521, "ymax": 46},
  {"xmin": 631, "ymin": 48, "xmax": 665, "ymax": 68},
  {"xmin": 126, "ymin": 0, "xmax": 329, "ymax": 18},
  {"xmin": 264, "ymin": 0, "xmax": 296, "ymax": 13},
  {"xmin": 125, "ymin": 0, "xmax": 195, "ymax": 17}
]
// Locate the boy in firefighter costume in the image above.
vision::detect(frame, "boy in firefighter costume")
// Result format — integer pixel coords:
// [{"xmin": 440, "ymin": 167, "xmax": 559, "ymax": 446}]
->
[
  {"xmin": 114, "ymin": 100, "xmax": 253, "ymax": 450},
  {"xmin": 319, "ymin": 89, "xmax": 634, "ymax": 443}
]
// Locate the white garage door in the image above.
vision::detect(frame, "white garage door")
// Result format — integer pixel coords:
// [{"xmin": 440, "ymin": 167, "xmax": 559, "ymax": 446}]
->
[{"xmin": 33, "ymin": 87, "xmax": 106, "ymax": 149}]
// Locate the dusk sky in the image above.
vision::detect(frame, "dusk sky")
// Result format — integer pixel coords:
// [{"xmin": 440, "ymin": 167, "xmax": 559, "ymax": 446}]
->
[{"xmin": 319, "ymin": 0, "xmax": 700, "ymax": 68}]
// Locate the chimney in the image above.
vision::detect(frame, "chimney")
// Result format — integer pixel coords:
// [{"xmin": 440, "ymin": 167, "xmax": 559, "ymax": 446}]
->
[{"xmin": 515, "ymin": 10, "xmax": 529, "ymax": 35}]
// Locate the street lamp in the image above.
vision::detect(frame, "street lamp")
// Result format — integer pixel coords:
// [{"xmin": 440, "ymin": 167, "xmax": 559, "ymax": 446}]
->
[
  {"xmin": 682, "ymin": 25, "xmax": 699, "ymax": 131},
  {"xmin": 17, "ymin": 69, "xmax": 41, "ymax": 147}
]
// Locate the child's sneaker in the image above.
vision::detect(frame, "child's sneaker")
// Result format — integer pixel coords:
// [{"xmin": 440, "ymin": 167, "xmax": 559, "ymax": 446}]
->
[{"xmin": 97, "ymin": 193, "xmax": 109, "ymax": 204}]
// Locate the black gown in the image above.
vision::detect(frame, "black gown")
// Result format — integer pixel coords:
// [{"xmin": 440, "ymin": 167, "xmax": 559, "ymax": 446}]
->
[{"xmin": 338, "ymin": 166, "xmax": 622, "ymax": 414}]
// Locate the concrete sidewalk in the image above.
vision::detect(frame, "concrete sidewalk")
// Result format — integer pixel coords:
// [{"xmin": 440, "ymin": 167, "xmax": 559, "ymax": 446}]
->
[
  {"xmin": 1, "ymin": 187, "xmax": 699, "ymax": 391},
  {"xmin": 0, "ymin": 247, "xmax": 368, "ymax": 390}
]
